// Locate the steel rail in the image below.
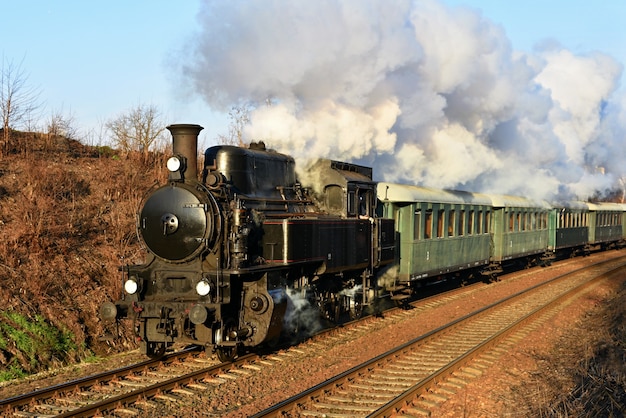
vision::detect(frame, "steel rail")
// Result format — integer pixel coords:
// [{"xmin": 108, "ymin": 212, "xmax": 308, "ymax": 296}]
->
[
  {"xmin": 54, "ymin": 353, "xmax": 257, "ymax": 418},
  {"xmin": 371, "ymin": 265, "xmax": 624, "ymax": 417},
  {"xmin": 251, "ymin": 257, "xmax": 626, "ymax": 417},
  {"xmin": 0, "ymin": 346, "xmax": 202, "ymax": 411}
]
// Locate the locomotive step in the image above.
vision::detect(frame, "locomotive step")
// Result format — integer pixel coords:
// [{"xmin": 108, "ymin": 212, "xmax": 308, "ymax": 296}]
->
[
  {"xmin": 386, "ymin": 285, "xmax": 408, "ymax": 292},
  {"xmin": 390, "ymin": 294, "xmax": 411, "ymax": 301}
]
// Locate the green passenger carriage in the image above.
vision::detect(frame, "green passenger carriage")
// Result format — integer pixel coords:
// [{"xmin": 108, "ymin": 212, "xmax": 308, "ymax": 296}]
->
[
  {"xmin": 587, "ymin": 202, "xmax": 625, "ymax": 248},
  {"xmin": 547, "ymin": 202, "xmax": 590, "ymax": 256},
  {"xmin": 377, "ymin": 182, "xmax": 492, "ymax": 284},
  {"xmin": 486, "ymin": 194, "xmax": 551, "ymax": 272}
]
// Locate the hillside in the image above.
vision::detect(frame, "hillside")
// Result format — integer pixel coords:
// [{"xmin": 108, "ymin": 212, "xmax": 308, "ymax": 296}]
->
[{"xmin": 0, "ymin": 131, "xmax": 167, "ymax": 379}]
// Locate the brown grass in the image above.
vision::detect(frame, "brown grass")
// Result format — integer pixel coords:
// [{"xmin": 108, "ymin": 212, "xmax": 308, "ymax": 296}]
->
[
  {"xmin": 0, "ymin": 131, "xmax": 168, "ymax": 376},
  {"xmin": 505, "ymin": 280, "xmax": 626, "ymax": 417}
]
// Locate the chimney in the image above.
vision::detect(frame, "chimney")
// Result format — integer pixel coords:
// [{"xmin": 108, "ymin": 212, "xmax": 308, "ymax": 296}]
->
[{"xmin": 166, "ymin": 124, "xmax": 204, "ymax": 180}]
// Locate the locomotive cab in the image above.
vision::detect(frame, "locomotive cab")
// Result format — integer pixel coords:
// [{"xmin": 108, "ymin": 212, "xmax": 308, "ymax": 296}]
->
[{"xmin": 307, "ymin": 159, "xmax": 376, "ymax": 219}]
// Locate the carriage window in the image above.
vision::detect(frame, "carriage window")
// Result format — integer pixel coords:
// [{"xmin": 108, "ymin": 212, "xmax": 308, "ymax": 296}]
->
[
  {"xmin": 448, "ymin": 210, "xmax": 455, "ymax": 236},
  {"xmin": 468, "ymin": 211, "xmax": 474, "ymax": 235},
  {"xmin": 414, "ymin": 209, "xmax": 421, "ymax": 240},
  {"xmin": 509, "ymin": 212, "xmax": 514, "ymax": 232},
  {"xmin": 458, "ymin": 210, "xmax": 465, "ymax": 236},
  {"xmin": 437, "ymin": 209, "xmax": 445, "ymax": 238},
  {"xmin": 478, "ymin": 211, "xmax": 484, "ymax": 234},
  {"xmin": 424, "ymin": 210, "xmax": 433, "ymax": 239},
  {"xmin": 485, "ymin": 211, "xmax": 491, "ymax": 234}
]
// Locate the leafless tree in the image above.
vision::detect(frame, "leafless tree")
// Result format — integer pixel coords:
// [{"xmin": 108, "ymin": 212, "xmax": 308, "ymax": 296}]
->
[
  {"xmin": 47, "ymin": 108, "xmax": 78, "ymax": 138},
  {"xmin": 105, "ymin": 103, "xmax": 166, "ymax": 160},
  {"xmin": 0, "ymin": 56, "xmax": 42, "ymax": 155},
  {"xmin": 216, "ymin": 104, "xmax": 251, "ymax": 146}
]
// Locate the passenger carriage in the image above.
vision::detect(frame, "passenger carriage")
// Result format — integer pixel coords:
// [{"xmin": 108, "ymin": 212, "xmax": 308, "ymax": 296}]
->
[
  {"xmin": 587, "ymin": 202, "xmax": 625, "ymax": 249},
  {"xmin": 377, "ymin": 182, "xmax": 492, "ymax": 287},
  {"xmin": 548, "ymin": 202, "xmax": 590, "ymax": 258},
  {"xmin": 485, "ymin": 194, "xmax": 551, "ymax": 274}
]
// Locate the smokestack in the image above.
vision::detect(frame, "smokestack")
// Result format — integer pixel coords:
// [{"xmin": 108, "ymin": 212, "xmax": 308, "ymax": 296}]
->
[{"xmin": 166, "ymin": 124, "xmax": 204, "ymax": 180}]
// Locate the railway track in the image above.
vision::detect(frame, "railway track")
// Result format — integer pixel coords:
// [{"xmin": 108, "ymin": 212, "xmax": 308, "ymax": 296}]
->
[
  {"xmin": 0, "ymin": 272, "xmax": 489, "ymax": 417},
  {"xmin": 252, "ymin": 256, "xmax": 626, "ymax": 417},
  {"xmin": 0, "ymin": 282, "xmax": 490, "ymax": 417},
  {"xmin": 1, "ymin": 254, "xmax": 623, "ymax": 417},
  {"xmin": 0, "ymin": 346, "xmax": 225, "ymax": 417}
]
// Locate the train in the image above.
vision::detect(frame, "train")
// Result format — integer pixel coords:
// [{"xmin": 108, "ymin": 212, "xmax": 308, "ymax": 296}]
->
[{"xmin": 100, "ymin": 124, "xmax": 626, "ymax": 360}]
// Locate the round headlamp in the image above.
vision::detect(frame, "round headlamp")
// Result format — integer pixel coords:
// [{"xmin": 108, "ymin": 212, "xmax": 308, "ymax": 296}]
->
[
  {"xmin": 167, "ymin": 156, "xmax": 182, "ymax": 172},
  {"xmin": 124, "ymin": 279, "xmax": 139, "ymax": 295},
  {"xmin": 189, "ymin": 304, "xmax": 208, "ymax": 325},
  {"xmin": 195, "ymin": 279, "xmax": 211, "ymax": 296},
  {"xmin": 100, "ymin": 301, "xmax": 118, "ymax": 321}
]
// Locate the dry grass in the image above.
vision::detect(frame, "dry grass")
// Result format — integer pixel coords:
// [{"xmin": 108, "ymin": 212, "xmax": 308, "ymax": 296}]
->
[
  {"xmin": 505, "ymin": 280, "xmax": 626, "ymax": 417},
  {"xmin": 0, "ymin": 131, "xmax": 168, "ymax": 378}
]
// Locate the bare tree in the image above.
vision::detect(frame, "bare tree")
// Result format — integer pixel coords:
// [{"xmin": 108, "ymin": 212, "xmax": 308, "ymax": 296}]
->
[
  {"xmin": 0, "ymin": 56, "xmax": 42, "ymax": 155},
  {"xmin": 216, "ymin": 104, "xmax": 251, "ymax": 146},
  {"xmin": 105, "ymin": 104, "xmax": 166, "ymax": 160},
  {"xmin": 47, "ymin": 108, "xmax": 78, "ymax": 139}
]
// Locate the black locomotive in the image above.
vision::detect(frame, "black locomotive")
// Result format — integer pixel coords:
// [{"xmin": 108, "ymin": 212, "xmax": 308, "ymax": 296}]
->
[{"xmin": 101, "ymin": 124, "xmax": 396, "ymax": 360}]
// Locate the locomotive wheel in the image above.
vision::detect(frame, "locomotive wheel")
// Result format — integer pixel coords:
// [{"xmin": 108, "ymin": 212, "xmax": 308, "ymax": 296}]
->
[{"xmin": 216, "ymin": 346, "xmax": 237, "ymax": 362}]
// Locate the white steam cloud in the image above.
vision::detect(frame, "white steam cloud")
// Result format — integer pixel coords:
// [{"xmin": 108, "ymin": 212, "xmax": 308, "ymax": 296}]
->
[{"xmin": 179, "ymin": 0, "xmax": 626, "ymax": 201}]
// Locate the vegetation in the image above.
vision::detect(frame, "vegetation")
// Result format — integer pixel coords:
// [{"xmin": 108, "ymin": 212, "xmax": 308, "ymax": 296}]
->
[
  {"xmin": 506, "ymin": 279, "xmax": 626, "ymax": 417},
  {"xmin": 105, "ymin": 103, "xmax": 167, "ymax": 161},
  {"xmin": 0, "ymin": 130, "xmax": 169, "ymax": 380},
  {"xmin": 0, "ymin": 311, "xmax": 76, "ymax": 380},
  {"xmin": 0, "ymin": 56, "xmax": 240, "ymax": 380}
]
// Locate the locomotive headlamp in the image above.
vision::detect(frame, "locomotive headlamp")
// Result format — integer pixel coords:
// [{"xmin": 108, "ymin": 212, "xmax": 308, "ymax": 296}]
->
[
  {"xmin": 124, "ymin": 278, "xmax": 139, "ymax": 295},
  {"xmin": 100, "ymin": 301, "xmax": 118, "ymax": 321},
  {"xmin": 189, "ymin": 304, "xmax": 208, "ymax": 325},
  {"xmin": 195, "ymin": 279, "xmax": 211, "ymax": 296},
  {"xmin": 167, "ymin": 156, "xmax": 182, "ymax": 172}
]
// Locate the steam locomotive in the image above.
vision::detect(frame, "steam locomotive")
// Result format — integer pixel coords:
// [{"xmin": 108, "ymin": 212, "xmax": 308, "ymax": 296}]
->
[
  {"xmin": 101, "ymin": 124, "xmax": 626, "ymax": 361},
  {"xmin": 100, "ymin": 124, "xmax": 395, "ymax": 360}
]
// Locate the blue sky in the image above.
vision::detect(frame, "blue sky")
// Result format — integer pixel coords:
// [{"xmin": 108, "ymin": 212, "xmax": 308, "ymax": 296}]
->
[
  {"xmin": 444, "ymin": 0, "xmax": 626, "ymax": 61},
  {"xmin": 2, "ymin": 0, "xmax": 625, "ymax": 146}
]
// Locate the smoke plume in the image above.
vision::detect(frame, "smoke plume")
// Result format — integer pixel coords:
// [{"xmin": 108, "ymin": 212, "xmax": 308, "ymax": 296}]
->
[{"xmin": 179, "ymin": 0, "xmax": 626, "ymax": 201}]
